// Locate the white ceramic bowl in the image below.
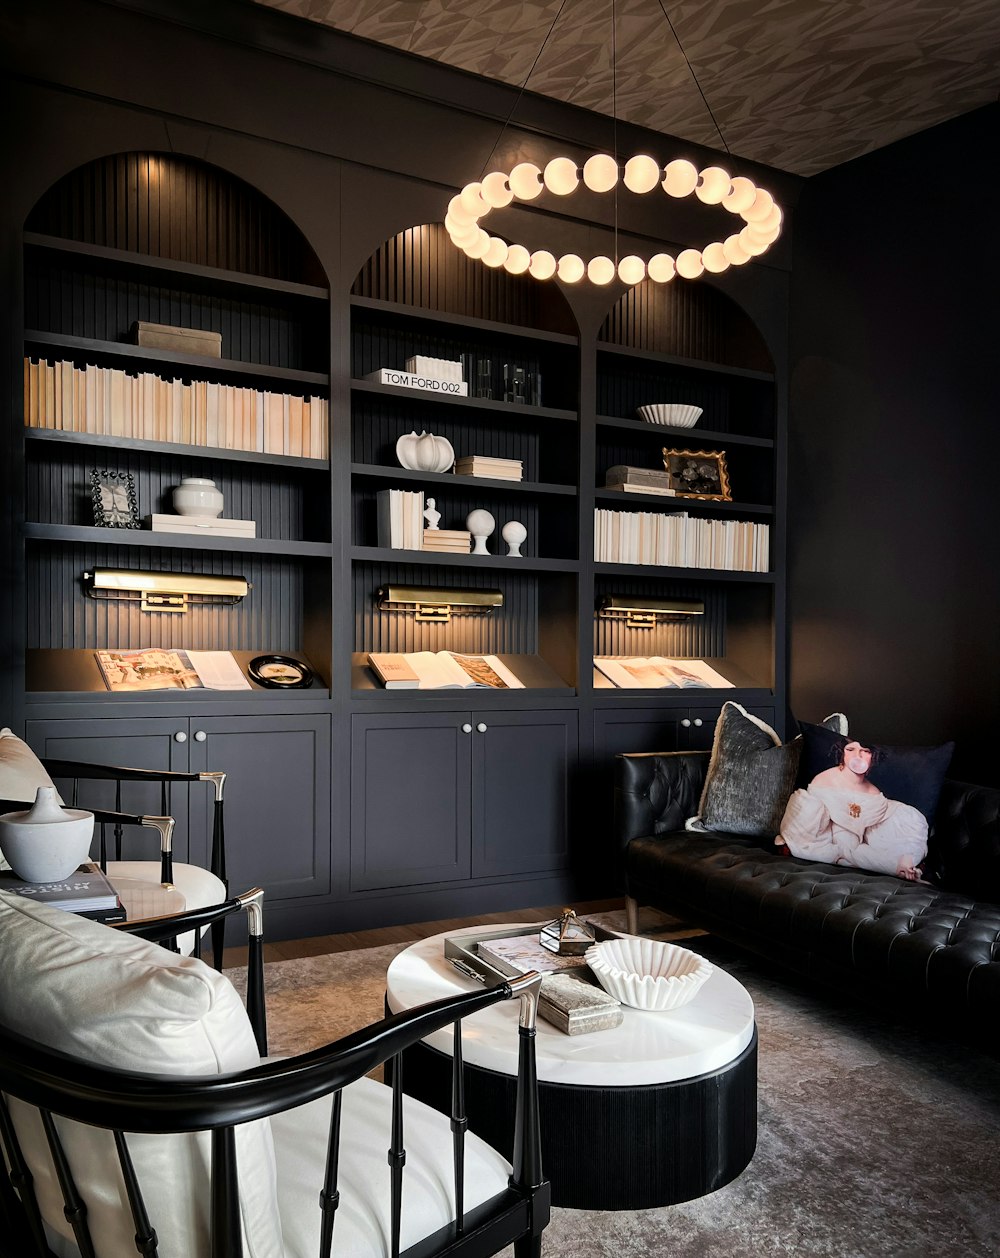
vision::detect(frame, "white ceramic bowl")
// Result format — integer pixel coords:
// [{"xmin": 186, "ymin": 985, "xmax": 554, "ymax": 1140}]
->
[
  {"xmin": 585, "ymin": 937, "xmax": 713, "ymax": 1012},
  {"xmin": 636, "ymin": 403, "xmax": 704, "ymax": 428}
]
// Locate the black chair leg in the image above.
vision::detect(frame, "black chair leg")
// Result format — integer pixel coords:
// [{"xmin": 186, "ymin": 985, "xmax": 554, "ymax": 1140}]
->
[{"xmin": 514, "ymin": 1236, "xmax": 542, "ymax": 1258}]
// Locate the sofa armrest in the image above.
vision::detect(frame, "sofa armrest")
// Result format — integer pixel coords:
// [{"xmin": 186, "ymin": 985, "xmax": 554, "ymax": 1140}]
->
[
  {"xmin": 928, "ymin": 778, "xmax": 1000, "ymax": 904},
  {"xmin": 614, "ymin": 751, "xmax": 710, "ymax": 850}
]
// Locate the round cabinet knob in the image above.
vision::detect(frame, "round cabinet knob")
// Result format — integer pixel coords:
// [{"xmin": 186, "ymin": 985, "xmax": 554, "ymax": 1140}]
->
[
  {"xmin": 693, "ymin": 718, "xmax": 704, "ymax": 728},
  {"xmin": 194, "ymin": 730, "xmax": 207, "ymax": 743},
  {"xmin": 174, "ymin": 731, "xmax": 187, "ymax": 743},
  {"xmin": 680, "ymin": 718, "xmax": 691, "ymax": 728},
  {"xmin": 461, "ymin": 723, "xmax": 473, "ymax": 734},
  {"xmin": 477, "ymin": 723, "xmax": 488, "ymax": 733}
]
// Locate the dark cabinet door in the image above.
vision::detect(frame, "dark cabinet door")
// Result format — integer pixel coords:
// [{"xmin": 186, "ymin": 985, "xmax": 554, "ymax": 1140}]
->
[
  {"xmin": 188, "ymin": 714, "xmax": 331, "ymax": 903},
  {"xmin": 350, "ymin": 713, "xmax": 473, "ymax": 891},
  {"xmin": 472, "ymin": 710, "xmax": 578, "ymax": 878},
  {"xmin": 25, "ymin": 717, "xmax": 194, "ymax": 861}
]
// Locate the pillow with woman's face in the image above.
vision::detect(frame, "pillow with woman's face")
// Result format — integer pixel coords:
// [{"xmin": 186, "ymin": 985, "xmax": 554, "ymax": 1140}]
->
[{"xmin": 796, "ymin": 722, "xmax": 954, "ymax": 823}]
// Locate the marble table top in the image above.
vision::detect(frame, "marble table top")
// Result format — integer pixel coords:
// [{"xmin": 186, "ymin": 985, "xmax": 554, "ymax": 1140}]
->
[{"xmin": 385, "ymin": 924, "xmax": 755, "ymax": 1087}]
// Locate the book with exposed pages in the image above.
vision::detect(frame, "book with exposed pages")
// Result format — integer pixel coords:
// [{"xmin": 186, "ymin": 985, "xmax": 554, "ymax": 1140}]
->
[
  {"xmin": 95, "ymin": 649, "xmax": 250, "ymax": 692},
  {"xmin": 0, "ymin": 862, "xmax": 125, "ymax": 921},
  {"xmin": 367, "ymin": 653, "xmax": 420, "ymax": 689},
  {"xmin": 369, "ymin": 651, "xmax": 524, "ymax": 690},
  {"xmin": 594, "ymin": 656, "xmax": 734, "ymax": 689}
]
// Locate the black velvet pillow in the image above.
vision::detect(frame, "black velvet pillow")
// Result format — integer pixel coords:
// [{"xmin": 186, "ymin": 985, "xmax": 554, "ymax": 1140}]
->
[
  {"xmin": 796, "ymin": 722, "xmax": 954, "ymax": 823},
  {"xmin": 687, "ymin": 704, "xmax": 847, "ymax": 838}
]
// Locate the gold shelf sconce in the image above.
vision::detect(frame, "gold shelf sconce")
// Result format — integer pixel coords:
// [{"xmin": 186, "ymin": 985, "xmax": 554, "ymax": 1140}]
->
[
  {"xmin": 375, "ymin": 585, "xmax": 503, "ymax": 624},
  {"xmin": 597, "ymin": 594, "xmax": 704, "ymax": 630},
  {"xmin": 83, "ymin": 568, "xmax": 251, "ymax": 614}
]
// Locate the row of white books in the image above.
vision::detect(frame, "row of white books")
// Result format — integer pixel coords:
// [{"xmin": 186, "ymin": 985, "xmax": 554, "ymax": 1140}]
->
[
  {"xmin": 594, "ymin": 508, "xmax": 770, "ymax": 572},
  {"xmin": 23, "ymin": 358, "xmax": 329, "ymax": 459},
  {"xmin": 376, "ymin": 489, "xmax": 425, "ymax": 550}
]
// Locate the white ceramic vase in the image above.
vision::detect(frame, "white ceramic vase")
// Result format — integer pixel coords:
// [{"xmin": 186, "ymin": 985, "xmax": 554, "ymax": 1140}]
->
[
  {"xmin": 396, "ymin": 431, "xmax": 455, "ymax": 473},
  {"xmin": 173, "ymin": 477, "xmax": 224, "ymax": 518},
  {"xmin": 0, "ymin": 787, "xmax": 95, "ymax": 883}
]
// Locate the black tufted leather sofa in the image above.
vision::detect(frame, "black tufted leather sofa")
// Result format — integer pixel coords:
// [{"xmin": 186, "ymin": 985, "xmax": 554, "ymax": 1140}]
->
[{"xmin": 615, "ymin": 751, "xmax": 1000, "ymax": 1028}]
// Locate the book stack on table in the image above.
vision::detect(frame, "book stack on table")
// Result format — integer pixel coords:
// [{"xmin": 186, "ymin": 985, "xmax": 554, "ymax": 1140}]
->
[
  {"xmin": 422, "ymin": 528, "xmax": 471, "ymax": 554},
  {"xmin": 604, "ymin": 465, "xmax": 677, "ymax": 495},
  {"xmin": 0, "ymin": 861, "xmax": 126, "ymax": 923},
  {"xmin": 454, "ymin": 456, "xmax": 523, "ymax": 481}
]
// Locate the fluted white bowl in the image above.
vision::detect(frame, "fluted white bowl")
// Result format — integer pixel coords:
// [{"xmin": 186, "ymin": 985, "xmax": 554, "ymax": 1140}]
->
[
  {"xmin": 585, "ymin": 937, "xmax": 713, "ymax": 1012},
  {"xmin": 636, "ymin": 403, "xmax": 703, "ymax": 428}
]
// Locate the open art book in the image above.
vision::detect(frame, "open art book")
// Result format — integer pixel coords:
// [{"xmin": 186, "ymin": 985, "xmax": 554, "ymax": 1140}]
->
[
  {"xmin": 594, "ymin": 656, "xmax": 734, "ymax": 689},
  {"xmin": 370, "ymin": 651, "xmax": 525, "ymax": 690},
  {"xmin": 95, "ymin": 648, "xmax": 251, "ymax": 692}
]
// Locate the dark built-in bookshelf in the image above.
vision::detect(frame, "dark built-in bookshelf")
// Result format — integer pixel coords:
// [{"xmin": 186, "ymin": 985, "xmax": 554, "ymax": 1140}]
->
[{"xmin": 13, "ymin": 151, "xmax": 785, "ymax": 938}]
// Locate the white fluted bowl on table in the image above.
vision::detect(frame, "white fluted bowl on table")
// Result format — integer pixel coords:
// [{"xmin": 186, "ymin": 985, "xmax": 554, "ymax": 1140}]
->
[
  {"xmin": 636, "ymin": 403, "xmax": 703, "ymax": 428},
  {"xmin": 585, "ymin": 937, "xmax": 713, "ymax": 1012}
]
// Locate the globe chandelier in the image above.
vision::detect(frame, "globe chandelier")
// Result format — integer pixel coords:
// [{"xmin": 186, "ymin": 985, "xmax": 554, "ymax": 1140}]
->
[{"xmin": 444, "ymin": 0, "xmax": 783, "ymax": 286}]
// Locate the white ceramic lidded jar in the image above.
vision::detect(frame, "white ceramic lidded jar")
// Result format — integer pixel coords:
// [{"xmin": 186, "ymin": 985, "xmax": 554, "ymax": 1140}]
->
[
  {"xmin": 173, "ymin": 477, "xmax": 224, "ymax": 518},
  {"xmin": 0, "ymin": 787, "xmax": 95, "ymax": 882}
]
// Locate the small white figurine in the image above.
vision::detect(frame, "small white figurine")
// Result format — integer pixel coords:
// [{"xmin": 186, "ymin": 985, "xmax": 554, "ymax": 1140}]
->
[
  {"xmin": 466, "ymin": 508, "xmax": 496, "ymax": 555},
  {"xmin": 501, "ymin": 519, "xmax": 527, "ymax": 557},
  {"xmin": 424, "ymin": 496, "xmax": 441, "ymax": 530}
]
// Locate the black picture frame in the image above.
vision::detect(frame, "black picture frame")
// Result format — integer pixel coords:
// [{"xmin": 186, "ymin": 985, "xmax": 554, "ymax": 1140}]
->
[
  {"xmin": 247, "ymin": 654, "xmax": 314, "ymax": 689},
  {"xmin": 91, "ymin": 469, "xmax": 140, "ymax": 528}
]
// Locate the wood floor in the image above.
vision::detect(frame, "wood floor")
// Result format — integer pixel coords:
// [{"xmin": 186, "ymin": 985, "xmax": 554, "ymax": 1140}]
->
[{"xmin": 223, "ymin": 897, "xmax": 627, "ymax": 968}]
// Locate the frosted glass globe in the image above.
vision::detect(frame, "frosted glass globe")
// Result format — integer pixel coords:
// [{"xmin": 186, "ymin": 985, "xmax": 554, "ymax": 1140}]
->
[
  {"xmin": 623, "ymin": 155, "xmax": 661, "ymax": 194},
  {"xmin": 543, "ymin": 157, "xmax": 579, "ymax": 196},
  {"xmin": 701, "ymin": 242, "xmax": 730, "ymax": 273},
  {"xmin": 459, "ymin": 182, "xmax": 487, "ymax": 218},
  {"xmin": 482, "ymin": 237, "xmax": 509, "ymax": 267},
  {"xmin": 675, "ymin": 248, "xmax": 704, "ymax": 278},
  {"xmin": 503, "ymin": 244, "xmax": 531, "ymax": 274},
  {"xmin": 582, "ymin": 153, "xmax": 619, "ymax": 192},
  {"xmin": 462, "ymin": 231, "xmax": 490, "ymax": 259},
  {"xmin": 509, "ymin": 162, "xmax": 543, "ymax": 200},
  {"xmin": 722, "ymin": 234, "xmax": 751, "ymax": 265},
  {"xmin": 753, "ymin": 204, "xmax": 783, "ymax": 234},
  {"xmin": 446, "ymin": 216, "xmax": 480, "ymax": 245},
  {"xmin": 662, "ymin": 159, "xmax": 698, "ymax": 197},
  {"xmin": 738, "ymin": 227, "xmax": 769, "ymax": 256},
  {"xmin": 742, "ymin": 188, "xmax": 775, "ymax": 222},
  {"xmin": 695, "ymin": 166, "xmax": 731, "ymax": 205},
  {"xmin": 722, "ymin": 176, "xmax": 756, "ymax": 213},
  {"xmin": 617, "ymin": 255, "xmax": 646, "ymax": 285},
  {"xmin": 528, "ymin": 250, "xmax": 557, "ymax": 279},
  {"xmin": 647, "ymin": 253, "xmax": 676, "ymax": 282},
  {"xmin": 481, "ymin": 171, "xmax": 514, "ymax": 208},
  {"xmin": 447, "ymin": 194, "xmax": 476, "ymax": 225},
  {"xmin": 557, "ymin": 253, "xmax": 586, "ymax": 283},
  {"xmin": 587, "ymin": 255, "xmax": 616, "ymax": 285}
]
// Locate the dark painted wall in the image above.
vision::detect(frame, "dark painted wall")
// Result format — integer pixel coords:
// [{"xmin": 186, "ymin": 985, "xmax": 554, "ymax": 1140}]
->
[{"xmin": 788, "ymin": 105, "xmax": 999, "ymax": 783}]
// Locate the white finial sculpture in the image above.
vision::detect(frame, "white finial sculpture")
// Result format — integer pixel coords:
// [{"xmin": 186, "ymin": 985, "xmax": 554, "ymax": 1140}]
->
[
  {"xmin": 466, "ymin": 508, "xmax": 496, "ymax": 555},
  {"xmin": 501, "ymin": 519, "xmax": 527, "ymax": 557}
]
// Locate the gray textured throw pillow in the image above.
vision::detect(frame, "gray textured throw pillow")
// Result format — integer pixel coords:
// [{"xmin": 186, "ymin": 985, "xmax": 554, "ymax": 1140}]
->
[{"xmin": 687, "ymin": 704, "xmax": 847, "ymax": 838}]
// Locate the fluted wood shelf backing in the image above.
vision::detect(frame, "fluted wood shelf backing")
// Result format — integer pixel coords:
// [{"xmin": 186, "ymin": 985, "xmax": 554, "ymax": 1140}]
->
[
  {"xmin": 351, "ymin": 652, "xmax": 572, "ymax": 694},
  {"xmin": 25, "ymin": 427, "xmax": 329, "ymax": 469},
  {"xmin": 25, "ymin": 522, "xmax": 333, "ymax": 557},
  {"xmin": 597, "ymin": 342, "xmax": 774, "ymax": 381},
  {"xmin": 25, "ymin": 331, "xmax": 330, "ymax": 387},
  {"xmin": 27, "ymin": 649, "xmax": 329, "ymax": 697},
  {"xmin": 24, "ymin": 233, "xmax": 330, "ymax": 301}
]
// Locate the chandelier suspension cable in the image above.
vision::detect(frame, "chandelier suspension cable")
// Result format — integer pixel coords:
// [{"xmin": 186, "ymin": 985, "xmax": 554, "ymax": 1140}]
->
[{"xmin": 444, "ymin": 0, "xmax": 784, "ymax": 285}]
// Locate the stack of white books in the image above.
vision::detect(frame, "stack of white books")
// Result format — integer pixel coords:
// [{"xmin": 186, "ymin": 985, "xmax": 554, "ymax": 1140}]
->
[
  {"xmin": 376, "ymin": 489, "xmax": 425, "ymax": 550},
  {"xmin": 454, "ymin": 455, "xmax": 523, "ymax": 481},
  {"xmin": 603, "ymin": 465, "xmax": 676, "ymax": 496},
  {"xmin": 150, "ymin": 513, "xmax": 256, "ymax": 538},
  {"xmin": 422, "ymin": 528, "xmax": 471, "ymax": 553}
]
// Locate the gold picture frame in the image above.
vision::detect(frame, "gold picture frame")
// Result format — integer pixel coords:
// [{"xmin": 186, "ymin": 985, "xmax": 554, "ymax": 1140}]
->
[{"xmin": 661, "ymin": 448, "xmax": 732, "ymax": 501}]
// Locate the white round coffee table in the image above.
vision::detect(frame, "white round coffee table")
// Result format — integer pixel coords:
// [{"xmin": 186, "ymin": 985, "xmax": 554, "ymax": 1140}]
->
[{"xmin": 386, "ymin": 925, "xmax": 757, "ymax": 1210}]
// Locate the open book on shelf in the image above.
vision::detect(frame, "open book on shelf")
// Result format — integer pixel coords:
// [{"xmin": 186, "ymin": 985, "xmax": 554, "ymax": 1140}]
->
[
  {"xmin": 595, "ymin": 657, "xmax": 734, "ymax": 689},
  {"xmin": 368, "ymin": 651, "xmax": 525, "ymax": 690},
  {"xmin": 95, "ymin": 648, "xmax": 251, "ymax": 692}
]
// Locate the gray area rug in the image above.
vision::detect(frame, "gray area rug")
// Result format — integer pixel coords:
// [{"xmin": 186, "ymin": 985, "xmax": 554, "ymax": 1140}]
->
[{"xmin": 228, "ymin": 916, "xmax": 1000, "ymax": 1257}]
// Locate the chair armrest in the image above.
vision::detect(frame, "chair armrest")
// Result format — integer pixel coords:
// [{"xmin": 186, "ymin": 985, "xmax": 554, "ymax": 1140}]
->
[{"xmin": 614, "ymin": 750, "xmax": 710, "ymax": 849}]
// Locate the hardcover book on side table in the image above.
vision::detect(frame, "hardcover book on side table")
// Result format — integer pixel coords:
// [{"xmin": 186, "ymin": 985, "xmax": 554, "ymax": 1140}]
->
[{"xmin": 0, "ymin": 861, "xmax": 126, "ymax": 922}]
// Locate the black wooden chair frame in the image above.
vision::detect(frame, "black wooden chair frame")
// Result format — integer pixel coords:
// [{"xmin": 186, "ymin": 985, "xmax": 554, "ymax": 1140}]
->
[{"xmin": 0, "ymin": 942, "xmax": 547, "ymax": 1258}]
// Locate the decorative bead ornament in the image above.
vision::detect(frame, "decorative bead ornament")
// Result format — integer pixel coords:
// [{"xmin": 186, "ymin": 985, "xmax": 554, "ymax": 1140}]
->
[{"xmin": 444, "ymin": 155, "xmax": 782, "ymax": 286}]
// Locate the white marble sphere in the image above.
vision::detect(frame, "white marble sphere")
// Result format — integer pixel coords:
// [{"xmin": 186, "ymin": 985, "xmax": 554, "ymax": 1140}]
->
[
  {"xmin": 501, "ymin": 519, "xmax": 527, "ymax": 557},
  {"xmin": 466, "ymin": 508, "xmax": 496, "ymax": 555}
]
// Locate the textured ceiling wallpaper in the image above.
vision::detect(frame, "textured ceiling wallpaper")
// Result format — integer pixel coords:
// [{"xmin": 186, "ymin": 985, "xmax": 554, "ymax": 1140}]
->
[{"xmin": 252, "ymin": 0, "xmax": 1000, "ymax": 175}]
